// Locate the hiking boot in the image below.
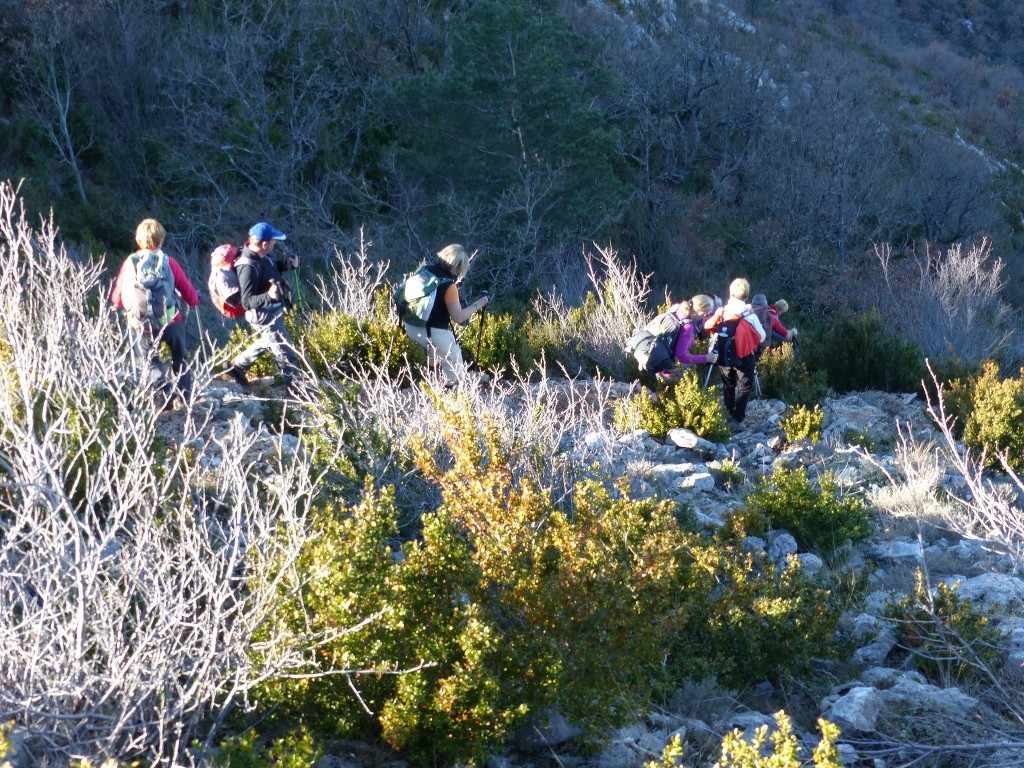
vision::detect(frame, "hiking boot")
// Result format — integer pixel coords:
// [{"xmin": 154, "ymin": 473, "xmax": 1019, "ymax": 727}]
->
[
  {"xmin": 727, "ymin": 418, "xmax": 746, "ymax": 433},
  {"xmin": 224, "ymin": 365, "xmax": 249, "ymax": 387}
]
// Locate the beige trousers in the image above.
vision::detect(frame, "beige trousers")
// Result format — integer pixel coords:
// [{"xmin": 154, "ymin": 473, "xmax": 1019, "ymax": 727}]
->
[{"xmin": 404, "ymin": 323, "xmax": 466, "ymax": 385}]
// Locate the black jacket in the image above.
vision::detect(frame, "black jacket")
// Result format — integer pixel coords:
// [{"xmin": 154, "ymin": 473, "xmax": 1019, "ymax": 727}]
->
[{"xmin": 236, "ymin": 246, "xmax": 292, "ymax": 324}]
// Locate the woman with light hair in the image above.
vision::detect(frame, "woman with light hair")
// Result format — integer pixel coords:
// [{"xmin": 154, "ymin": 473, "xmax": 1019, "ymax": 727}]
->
[
  {"xmin": 663, "ymin": 294, "xmax": 719, "ymax": 374},
  {"xmin": 399, "ymin": 243, "xmax": 490, "ymax": 386},
  {"xmin": 703, "ymin": 277, "xmax": 766, "ymax": 430}
]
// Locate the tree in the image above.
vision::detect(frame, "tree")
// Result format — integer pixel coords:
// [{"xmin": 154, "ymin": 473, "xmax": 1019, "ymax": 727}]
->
[{"xmin": 386, "ymin": 0, "xmax": 628, "ymax": 293}]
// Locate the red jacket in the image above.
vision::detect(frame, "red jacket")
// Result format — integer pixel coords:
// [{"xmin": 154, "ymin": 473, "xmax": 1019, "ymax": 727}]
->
[
  {"xmin": 767, "ymin": 305, "xmax": 790, "ymax": 338},
  {"xmin": 110, "ymin": 252, "xmax": 200, "ymax": 325}
]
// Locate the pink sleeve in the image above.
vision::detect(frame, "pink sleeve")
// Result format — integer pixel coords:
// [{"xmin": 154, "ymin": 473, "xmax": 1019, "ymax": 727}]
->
[
  {"xmin": 169, "ymin": 257, "xmax": 200, "ymax": 307},
  {"xmin": 673, "ymin": 322, "xmax": 711, "ymax": 365},
  {"xmin": 109, "ymin": 260, "xmax": 130, "ymax": 308}
]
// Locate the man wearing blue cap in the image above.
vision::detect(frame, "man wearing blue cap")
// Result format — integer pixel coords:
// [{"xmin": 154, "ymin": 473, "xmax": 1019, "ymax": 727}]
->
[{"xmin": 223, "ymin": 222, "xmax": 300, "ymax": 388}]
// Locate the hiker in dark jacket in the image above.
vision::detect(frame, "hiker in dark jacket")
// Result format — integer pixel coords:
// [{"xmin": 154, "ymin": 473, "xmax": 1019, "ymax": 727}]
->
[
  {"xmin": 223, "ymin": 222, "xmax": 299, "ymax": 388},
  {"xmin": 110, "ymin": 218, "xmax": 200, "ymax": 408}
]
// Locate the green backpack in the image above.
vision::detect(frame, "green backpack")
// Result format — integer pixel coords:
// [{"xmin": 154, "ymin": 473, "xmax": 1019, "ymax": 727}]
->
[
  {"xmin": 393, "ymin": 267, "xmax": 449, "ymax": 327},
  {"xmin": 125, "ymin": 249, "xmax": 177, "ymax": 332}
]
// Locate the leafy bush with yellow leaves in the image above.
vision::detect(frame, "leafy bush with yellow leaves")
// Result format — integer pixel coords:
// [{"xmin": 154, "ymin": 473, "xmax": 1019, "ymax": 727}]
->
[
  {"xmin": 613, "ymin": 368, "xmax": 731, "ymax": 441},
  {"xmin": 744, "ymin": 466, "xmax": 872, "ymax": 556},
  {"xmin": 946, "ymin": 361, "xmax": 1024, "ymax": 472},
  {"xmin": 717, "ymin": 711, "xmax": 842, "ymax": 768},
  {"xmin": 250, "ymin": 399, "xmax": 845, "ymax": 764},
  {"xmin": 780, "ymin": 404, "xmax": 824, "ymax": 443}
]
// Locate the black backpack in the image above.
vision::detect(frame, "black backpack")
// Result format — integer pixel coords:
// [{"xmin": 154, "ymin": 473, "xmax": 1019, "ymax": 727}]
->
[
  {"xmin": 625, "ymin": 309, "xmax": 683, "ymax": 373},
  {"xmin": 713, "ymin": 310, "xmax": 757, "ymax": 367}
]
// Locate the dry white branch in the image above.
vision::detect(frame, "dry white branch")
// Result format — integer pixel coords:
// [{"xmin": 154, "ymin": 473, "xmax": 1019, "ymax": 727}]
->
[{"xmin": 0, "ymin": 181, "xmax": 384, "ymax": 766}]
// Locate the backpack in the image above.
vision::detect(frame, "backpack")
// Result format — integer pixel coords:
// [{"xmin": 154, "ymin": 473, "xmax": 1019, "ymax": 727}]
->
[
  {"xmin": 713, "ymin": 309, "xmax": 759, "ymax": 367},
  {"xmin": 208, "ymin": 244, "xmax": 246, "ymax": 319},
  {"xmin": 750, "ymin": 304, "xmax": 771, "ymax": 356},
  {"xmin": 125, "ymin": 249, "xmax": 176, "ymax": 332},
  {"xmin": 625, "ymin": 306, "xmax": 684, "ymax": 373},
  {"xmin": 393, "ymin": 267, "xmax": 449, "ymax": 327}
]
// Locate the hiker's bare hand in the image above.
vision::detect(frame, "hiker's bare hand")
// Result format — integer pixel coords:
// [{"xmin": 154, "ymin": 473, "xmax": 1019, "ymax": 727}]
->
[
  {"xmin": 478, "ymin": 294, "xmax": 490, "ymax": 310},
  {"xmin": 287, "ymin": 256, "xmax": 299, "ymax": 269}
]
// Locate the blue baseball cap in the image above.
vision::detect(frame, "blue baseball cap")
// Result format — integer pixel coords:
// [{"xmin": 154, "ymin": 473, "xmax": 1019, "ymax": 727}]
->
[{"xmin": 248, "ymin": 222, "xmax": 286, "ymax": 241}]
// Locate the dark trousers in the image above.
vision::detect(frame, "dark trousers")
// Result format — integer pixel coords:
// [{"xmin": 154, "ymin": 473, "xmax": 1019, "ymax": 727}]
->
[
  {"xmin": 131, "ymin": 320, "xmax": 192, "ymax": 402},
  {"xmin": 718, "ymin": 354, "xmax": 756, "ymax": 423}
]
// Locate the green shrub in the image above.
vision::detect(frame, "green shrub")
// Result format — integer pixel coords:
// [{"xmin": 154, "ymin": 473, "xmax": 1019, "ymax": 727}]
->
[
  {"xmin": 744, "ymin": 466, "xmax": 872, "ymax": 556},
  {"xmin": 248, "ymin": 486, "xmax": 402, "ymax": 739},
  {"xmin": 802, "ymin": 309, "xmax": 925, "ymax": 393},
  {"xmin": 756, "ymin": 343, "xmax": 828, "ymax": 406},
  {"xmin": 884, "ymin": 570, "xmax": 1004, "ymax": 686},
  {"xmin": 302, "ymin": 382, "xmax": 406, "ymax": 500},
  {"xmin": 716, "ymin": 711, "xmax": 843, "ymax": 768},
  {"xmin": 212, "ymin": 727, "xmax": 322, "ymax": 768},
  {"xmin": 464, "ymin": 302, "xmax": 541, "ymax": 378},
  {"xmin": 780, "ymin": 404, "xmax": 824, "ymax": 443},
  {"xmin": 300, "ymin": 290, "xmax": 424, "ymax": 380},
  {"xmin": 957, "ymin": 361, "xmax": 1024, "ymax": 472},
  {"xmin": 669, "ymin": 546, "xmax": 839, "ymax": 687},
  {"xmin": 613, "ymin": 368, "xmax": 731, "ymax": 441},
  {"xmin": 226, "ymin": 325, "xmax": 278, "ymax": 378},
  {"xmin": 256, "ymin": 402, "xmax": 692, "ymax": 766},
  {"xmin": 644, "ymin": 713, "xmax": 846, "ymax": 768}
]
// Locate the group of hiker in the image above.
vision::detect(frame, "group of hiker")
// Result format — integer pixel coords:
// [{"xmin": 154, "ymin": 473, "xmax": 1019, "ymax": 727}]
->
[
  {"xmin": 109, "ymin": 218, "xmax": 300, "ymax": 409},
  {"xmin": 628, "ymin": 277, "xmax": 798, "ymax": 431},
  {"xmin": 109, "ymin": 220, "xmax": 491, "ymax": 406},
  {"xmin": 109, "ymin": 216, "xmax": 796, "ymax": 428}
]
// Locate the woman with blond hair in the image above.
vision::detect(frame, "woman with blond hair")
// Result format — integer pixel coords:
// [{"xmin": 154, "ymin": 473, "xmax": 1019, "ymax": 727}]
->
[
  {"xmin": 704, "ymin": 278, "xmax": 765, "ymax": 430},
  {"xmin": 399, "ymin": 243, "xmax": 490, "ymax": 386},
  {"xmin": 659, "ymin": 294, "xmax": 719, "ymax": 376},
  {"xmin": 109, "ymin": 218, "xmax": 200, "ymax": 409}
]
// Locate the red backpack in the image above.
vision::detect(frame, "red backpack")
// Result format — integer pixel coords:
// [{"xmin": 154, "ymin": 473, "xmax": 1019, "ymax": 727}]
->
[{"xmin": 208, "ymin": 244, "xmax": 245, "ymax": 319}]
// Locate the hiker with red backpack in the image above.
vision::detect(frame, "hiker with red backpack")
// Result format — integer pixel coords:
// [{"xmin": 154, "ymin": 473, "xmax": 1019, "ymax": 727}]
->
[
  {"xmin": 109, "ymin": 218, "xmax": 200, "ymax": 409},
  {"xmin": 704, "ymin": 278, "xmax": 766, "ymax": 431},
  {"xmin": 222, "ymin": 222, "xmax": 300, "ymax": 389}
]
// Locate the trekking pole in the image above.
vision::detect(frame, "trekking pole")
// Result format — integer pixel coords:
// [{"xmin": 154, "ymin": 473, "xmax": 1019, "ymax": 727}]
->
[
  {"xmin": 703, "ymin": 331, "xmax": 719, "ymax": 389},
  {"xmin": 474, "ymin": 293, "xmax": 489, "ymax": 364}
]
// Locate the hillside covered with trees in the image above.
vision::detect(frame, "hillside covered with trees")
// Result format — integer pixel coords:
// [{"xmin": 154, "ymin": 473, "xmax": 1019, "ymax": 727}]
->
[{"xmin": 2, "ymin": 0, "xmax": 1024, "ymax": 321}]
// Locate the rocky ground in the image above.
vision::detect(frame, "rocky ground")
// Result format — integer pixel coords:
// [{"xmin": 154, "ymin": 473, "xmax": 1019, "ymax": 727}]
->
[{"xmin": 153, "ymin": 379, "xmax": 1024, "ymax": 768}]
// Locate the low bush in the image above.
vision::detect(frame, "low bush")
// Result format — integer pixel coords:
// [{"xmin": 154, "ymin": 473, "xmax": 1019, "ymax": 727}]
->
[
  {"xmin": 613, "ymin": 368, "xmax": 731, "ymax": 441},
  {"xmin": 744, "ymin": 466, "xmax": 873, "ymax": 556},
  {"xmin": 299, "ymin": 289, "xmax": 424, "ymax": 380},
  {"xmin": 780, "ymin": 404, "xmax": 824, "ymax": 443},
  {"xmin": 801, "ymin": 309, "xmax": 925, "ymax": 393},
  {"xmin": 668, "ymin": 547, "xmax": 839, "ymax": 687},
  {"xmin": 465, "ymin": 301, "xmax": 541, "ymax": 378},
  {"xmin": 213, "ymin": 727, "xmax": 322, "ymax": 768},
  {"xmin": 884, "ymin": 570, "xmax": 1004, "ymax": 686},
  {"xmin": 756, "ymin": 343, "xmax": 828, "ymax": 406},
  {"xmin": 950, "ymin": 361, "xmax": 1024, "ymax": 472},
  {"xmin": 716, "ymin": 711, "xmax": 842, "ymax": 768}
]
